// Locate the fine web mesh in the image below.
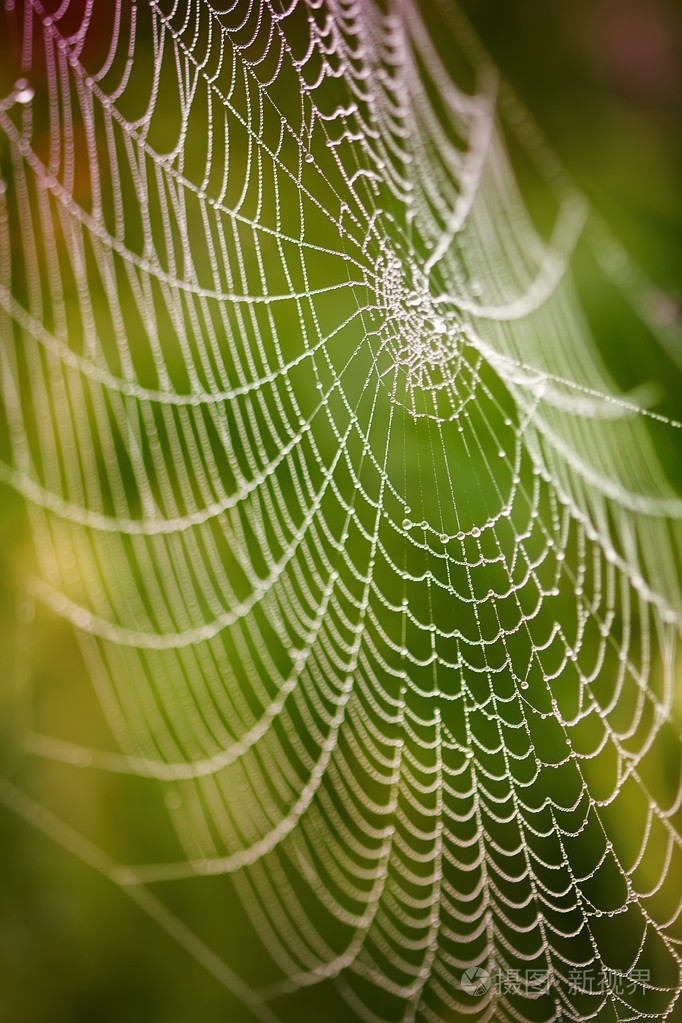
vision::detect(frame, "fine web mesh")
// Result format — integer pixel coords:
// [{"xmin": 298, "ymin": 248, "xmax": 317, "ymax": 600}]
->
[{"xmin": 1, "ymin": 1, "xmax": 682, "ymax": 1021}]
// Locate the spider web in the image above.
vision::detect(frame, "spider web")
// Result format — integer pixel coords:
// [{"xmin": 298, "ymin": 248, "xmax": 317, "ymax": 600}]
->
[{"xmin": 1, "ymin": 1, "xmax": 682, "ymax": 1021}]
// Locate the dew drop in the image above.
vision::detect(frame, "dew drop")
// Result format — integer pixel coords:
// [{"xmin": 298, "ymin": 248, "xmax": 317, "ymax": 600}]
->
[
  {"xmin": 471, "ymin": 526, "xmax": 481, "ymax": 538},
  {"xmin": 14, "ymin": 78, "xmax": 34, "ymax": 104},
  {"xmin": 71, "ymin": 746, "xmax": 92, "ymax": 768},
  {"xmin": 165, "ymin": 791, "xmax": 182, "ymax": 811},
  {"xmin": 73, "ymin": 608, "xmax": 89, "ymax": 629}
]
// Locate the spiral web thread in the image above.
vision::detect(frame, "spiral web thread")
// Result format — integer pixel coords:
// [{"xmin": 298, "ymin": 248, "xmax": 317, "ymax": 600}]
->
[{"xmin": 1, "ymin": 1, "xmax": 682, "ymax": 1021}]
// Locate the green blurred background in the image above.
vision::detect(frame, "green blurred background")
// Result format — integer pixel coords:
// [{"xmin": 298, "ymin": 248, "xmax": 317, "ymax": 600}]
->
[{"xmin": 0, "ymin": 2, "xmax": 681, "ymax": 1021}]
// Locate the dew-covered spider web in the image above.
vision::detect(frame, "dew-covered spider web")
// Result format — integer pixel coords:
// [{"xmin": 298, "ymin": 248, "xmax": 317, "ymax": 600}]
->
[{"xmin": 1, "ymin": 1, "xmax": 682, "ymax": 1021}]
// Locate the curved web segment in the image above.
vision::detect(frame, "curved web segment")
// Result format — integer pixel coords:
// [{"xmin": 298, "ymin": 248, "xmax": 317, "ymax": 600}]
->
[{"xmin": 1, "ymin": 1, "xmax": 681, "ymax": 1021}]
